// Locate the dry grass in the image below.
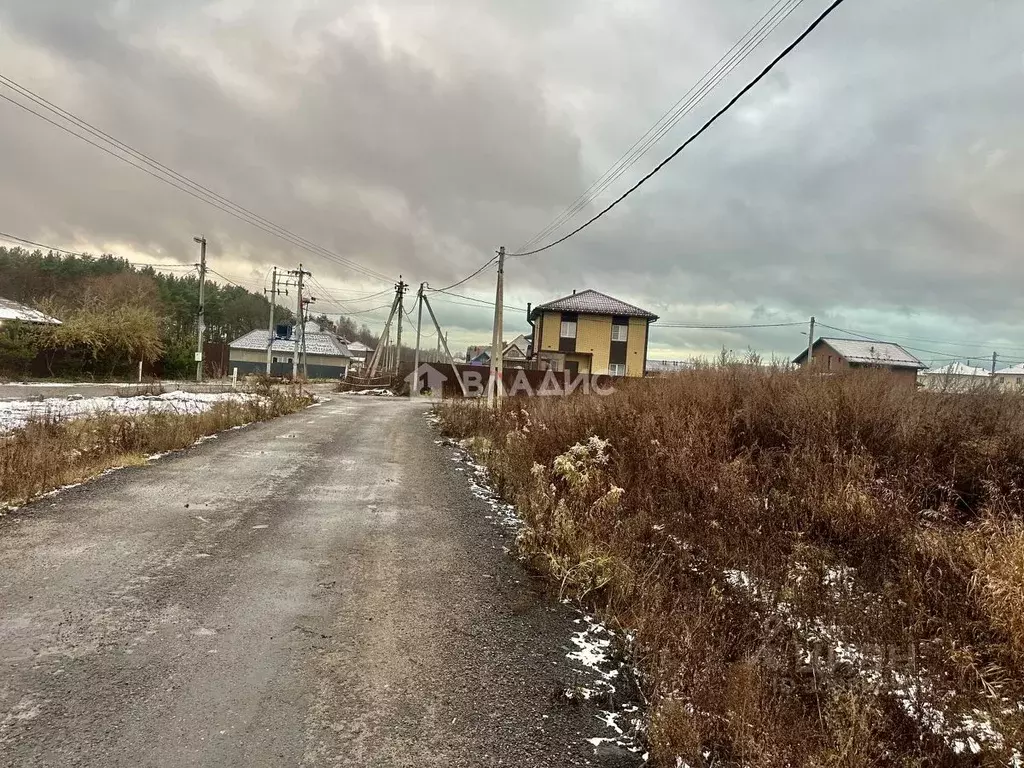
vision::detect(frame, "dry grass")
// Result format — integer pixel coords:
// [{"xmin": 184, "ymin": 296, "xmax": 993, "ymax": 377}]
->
[
  {"xmin": 438, "ymin": 366, "xmax": 1024, "ymax": 766},
  {"xmin": 0, "ymin": 390, "xmax": 313, "ymax": 507}
]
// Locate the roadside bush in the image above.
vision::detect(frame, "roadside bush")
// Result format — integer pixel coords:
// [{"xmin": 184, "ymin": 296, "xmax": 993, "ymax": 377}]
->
[
  {"xmin": 439, "ymin": 368, "xmax": 1024, "ymax": 766},
  {"xmin": 0, "ymin": 390, "xmax": 313, "ymax": 507}
]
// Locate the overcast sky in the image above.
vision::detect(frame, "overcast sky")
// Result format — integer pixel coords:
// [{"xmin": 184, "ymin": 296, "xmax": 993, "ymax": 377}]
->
[{"xmin": 1, "ymin": 0, "xmax": 1022, "ymax": 365}]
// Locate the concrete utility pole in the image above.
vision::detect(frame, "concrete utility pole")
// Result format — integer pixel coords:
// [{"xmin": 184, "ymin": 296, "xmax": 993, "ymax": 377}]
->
[
  {"xmin": 487, "ymin": 247, "xmax": 506, "ymax": 407},
  {"xmin": 194, "ymin": 236, "xmax": 207, "ymax": 382},
  {"xmin": 302, "ymin": 296, "xmax": 316, "ymax": 379},
  {"xmin": 422, "ymin": 293, "xmax": 469, "ymax": 397},
  {"xmin": 288, "ymin": 264, "xmax": 311, "ymax": 380},
  {"xmin": 412, "ymin": 283, "xmax": 425, "ymax": 393},
  {"xmin": 806, "ymin": 315, "xmax": 815, "ymax": 369},
  {"xmin": 366, "ymin": 292, "xmax": 401, "ymax": 379},
  {"xmin": 394, "ymin": 278, "xmax": 407, "ymax": 375},
  {"xmin": 265, "ymin": 266, "xmax": 277, "ymax": 375}
]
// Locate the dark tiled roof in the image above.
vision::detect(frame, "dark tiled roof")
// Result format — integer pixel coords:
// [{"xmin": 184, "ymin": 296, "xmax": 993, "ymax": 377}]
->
[{"xmin": 529, "ymin": 290, "xmax": 658, "ymax": 321}]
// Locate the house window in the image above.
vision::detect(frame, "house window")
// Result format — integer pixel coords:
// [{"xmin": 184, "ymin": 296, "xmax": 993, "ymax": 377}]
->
[
  {"xmin": 611, "ymin": 324, "xmax": 628, "ymax": 342},
  {"xmin": 609, "ymin": 363, "xmax": 626, "ymax": 376},
  {"xmin": 560, "ymin": 320, "xmax": 577, "ymax": 339},
  {"xmin": 272, "ymin": 356, "xmax": 279, "ymax": 363}
]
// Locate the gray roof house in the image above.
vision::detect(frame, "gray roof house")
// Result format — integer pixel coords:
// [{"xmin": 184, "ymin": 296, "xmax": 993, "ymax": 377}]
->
[
  {"xmin": 793, "ymin": 337, "xmax": 925, "ymax": 388},
  {"xmin": 229, "ymin": 322, "xmax": 352, "ymax": 379}
]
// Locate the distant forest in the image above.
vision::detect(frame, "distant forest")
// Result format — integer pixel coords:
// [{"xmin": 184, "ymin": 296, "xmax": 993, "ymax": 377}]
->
[{"xmin": 0, "ymin": 247, "xmax": 377, "ymax": 379}]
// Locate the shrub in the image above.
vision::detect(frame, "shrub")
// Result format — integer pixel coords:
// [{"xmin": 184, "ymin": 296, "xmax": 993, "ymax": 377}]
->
[{"xmin": 439, "ymin": 367, "xmax": 1024, "ymax": 766}]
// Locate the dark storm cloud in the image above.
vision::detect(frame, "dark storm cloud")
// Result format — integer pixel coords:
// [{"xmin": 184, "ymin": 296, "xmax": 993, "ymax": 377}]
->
[{"xmin": 1, "ymin": 0, "xmax": 1023, "ymax": 358}]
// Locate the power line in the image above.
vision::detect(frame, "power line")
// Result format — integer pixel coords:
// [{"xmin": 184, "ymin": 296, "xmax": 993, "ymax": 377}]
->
[
  {"xmin": 430, "ymin": 255, "xmax": 498, "ymax": 292},
  {"xmin": 815, "ymin": 323, "xmax": 999, "ymax": 361},
  {"xmin": 427, "ymin": 288, "xmax": 528, "ymax": 312},
  {"xmin": 657, "ymin": 321, "xmax": 805, "ymax": 329},
  {"xmin": 0, "ymin": 75, "xmax": 394, "ymax": 284},
  {"xmin": 0, "ymin": 229, "xmax": 198, "ymax": 270},
  {"xmin": 516, "ymin": 0, "xmax": 805, "ymax": 252},
  {"xmin": 509, "ymin": 0, "xmax": 852, "ymax": 258}
]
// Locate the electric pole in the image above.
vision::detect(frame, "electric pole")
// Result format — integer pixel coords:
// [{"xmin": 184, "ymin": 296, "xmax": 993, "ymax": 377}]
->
[
  {"xmin": 992, "ymin": 351, "xmax": 998, "ymax": 376},
  {"xmin": 806, "ymin": 316, "xmax": 815, "ymax": 370},
  {"xmin": 394, "ymin": 278, "xmax": 408, "ymax": 374},
  {"xmin": 487, "ymin": 247, "xmax": 506, "ymax": 407},
  {"xmin": 265, "ymin": 266, "xmax": 278, "ymax": 375},
  {"xmin": 194, "ymin": 236, "xmax": 207, "ymax": 382},
  {"xmin": 413, "ymin": 282, "xmax": 425, "ymax": 393},
  {"xmin": 288, "ymin": 264, "xmax": 311, "ymax": 380},
  {"xmin": 302, "ymin": 296, "xmax": 316, "ymax": 379}
]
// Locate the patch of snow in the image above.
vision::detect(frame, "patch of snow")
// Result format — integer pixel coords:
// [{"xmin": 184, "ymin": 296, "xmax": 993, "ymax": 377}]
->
[{"xmin": 0, "ymin": 390, "xmax": 262, "ymax": 434}]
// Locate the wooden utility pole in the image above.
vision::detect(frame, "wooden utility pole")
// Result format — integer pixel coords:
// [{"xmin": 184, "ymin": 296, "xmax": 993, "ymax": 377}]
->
[
  {"xmin": 265, "ymin": 266, "xmax": 277, "ymax": 375},
  {"xmin": 487, "ymin": 247, "xmax": 506, "ymax": 407},
  {"xmin": 992, "ymin": 352, "xmax": 998, "ymax": 376},
  {"xmin": 193, "ymin": 236, "xmax": 207, "ymax": 382},
  {"xmin": 806, "ymin": 316, "xmax": 815, "ymax": 369}
]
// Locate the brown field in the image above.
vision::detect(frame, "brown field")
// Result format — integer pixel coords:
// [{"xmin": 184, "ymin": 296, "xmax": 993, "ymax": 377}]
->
[{"xmin": 438, "ymin": 366, "xmax": 1024, "ymax": 767}]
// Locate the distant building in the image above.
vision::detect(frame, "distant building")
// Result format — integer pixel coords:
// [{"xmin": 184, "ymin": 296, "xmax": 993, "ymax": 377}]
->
[
  {"xmin": 345, "ymin": 341, "xmax": 375, "ymax": 372},
  {"xmin": 646, "ymin": 359, "xmax": 692, "ymax": 375},
  {"xmin": 466, "ymin": 335, "xmax": 531, "ymax": 368},
  {"xmin": 921, "ymin": 361, "xmax": 991, "ymax": 392},
  {"xmin": 793, "ymin": 337, "xmax": 925, "ymax": 388},
  {"xmin": 528, "ymin": 289, "xmax": 657, "ymax": 377},
  {"xmin": 229, "ymin": 322, "xmax": 352, "ymax": 379},
  {"xmin": 0, "ymin": 296, "xmax": 62, "ymax": 326},
  {"xmin": 994, "ymin": 363, "xmax": 1024, "ymax": 391}
]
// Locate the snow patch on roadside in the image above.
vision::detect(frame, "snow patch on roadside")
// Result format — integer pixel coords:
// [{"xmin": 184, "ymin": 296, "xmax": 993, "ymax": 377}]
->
[
  {"xmin": 430, "ymin": 410, "xmax": 647, "ymax": 759},
  {"xmin": 0, "ymin": 390, "xmax": 261, "ymax": 434}
]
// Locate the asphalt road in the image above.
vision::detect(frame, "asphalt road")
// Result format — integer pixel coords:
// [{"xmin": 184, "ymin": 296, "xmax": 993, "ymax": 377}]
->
[{"xmin": 0, "ymin": 396, "xmax": 638, "ymax": 767}]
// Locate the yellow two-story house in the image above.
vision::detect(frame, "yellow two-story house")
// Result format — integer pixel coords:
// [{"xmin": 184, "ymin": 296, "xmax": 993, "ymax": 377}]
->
[{"xmin": 527, "ymin": 289, "xmax": 658, "ymax": 377}]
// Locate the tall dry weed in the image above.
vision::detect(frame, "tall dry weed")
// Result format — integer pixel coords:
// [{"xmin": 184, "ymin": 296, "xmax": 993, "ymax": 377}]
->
[{"xmin": 439, "ymin": 367, "xmax": 1024, "ymax": 766}]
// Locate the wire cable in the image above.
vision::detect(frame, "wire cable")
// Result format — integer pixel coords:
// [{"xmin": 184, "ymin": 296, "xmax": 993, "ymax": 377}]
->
[
  {"xmin": 516, "ymin": 0, "xmax": 805, "ymax": 252},
  {"xmin": 509, "ymin": 0, "xmax": 851, "ymax": 258},
  {"xmin": 430, "ymin": 255, "xmax": 498, "ymax": 293},
  {"xmin": 0, "ymin": 76, "xmax": 394, "ymax": 284},
  {"xmin": 657, "ymin": 321, "xmax": 805, "ymax": 329}
]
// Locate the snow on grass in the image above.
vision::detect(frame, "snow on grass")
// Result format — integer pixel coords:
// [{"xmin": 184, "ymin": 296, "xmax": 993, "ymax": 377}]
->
[
  {"xmin": 430, "ymin": 410, "xmax": 647, "ymax": 758},
  {"xmin": 0, "ymin": 391, "xmax": 260, "ymax": 434}
]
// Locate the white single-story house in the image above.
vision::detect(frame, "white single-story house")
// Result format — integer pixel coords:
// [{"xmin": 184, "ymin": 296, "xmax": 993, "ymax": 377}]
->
[
  {"xmin": 0, "ymin": 296, "xmax": 62, "ymax": 326},
  {"xmin": 229, "ymin": 322, "xmax": 352, "ymax": 379},
  {"xmin": 921, "ymin": 361, "xmax": 991, "ymax": 392},
  {"xmin": 994, "ymin": 363, "xmax": 1024, "ymax": 391}
]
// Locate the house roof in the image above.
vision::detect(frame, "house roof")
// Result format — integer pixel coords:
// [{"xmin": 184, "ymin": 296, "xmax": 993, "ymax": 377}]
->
[
  {"xmin": 503, "ymin": 334, "xmax": 529, "ymax": 357},
  {"xmin": 0, "ymin": 297, "xmax": 62, "ymax": 325},
  {"xmin": 529, "ymin": 290, "xmax": 658, "ymax": 321},
  {"xmin": 925, "ymin": 362, "xmax": 990, "ymax": 377},
  {"xmin": 794, "ymin": 337, "xmax": 926, "ymax": 369},
  {"xmin": 995, "ymin": 363, "xmax": 1024, "ymax": 376},
  {"xmin": 229, "ymin": 329, "xmax": 351, "ymax": 358},
  {"xmin": 346, "ymin": 341, "xmax": 374, "ymax": 355}
]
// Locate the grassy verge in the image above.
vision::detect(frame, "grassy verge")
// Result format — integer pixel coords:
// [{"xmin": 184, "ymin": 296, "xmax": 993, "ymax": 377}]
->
[
  {"xmin": 1, "ymin": 389, "xmax": 313, "ymax": 508},
  {"xmin": 438, "ymin": 367, "xmax": 1024, "ymax": 766}
]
